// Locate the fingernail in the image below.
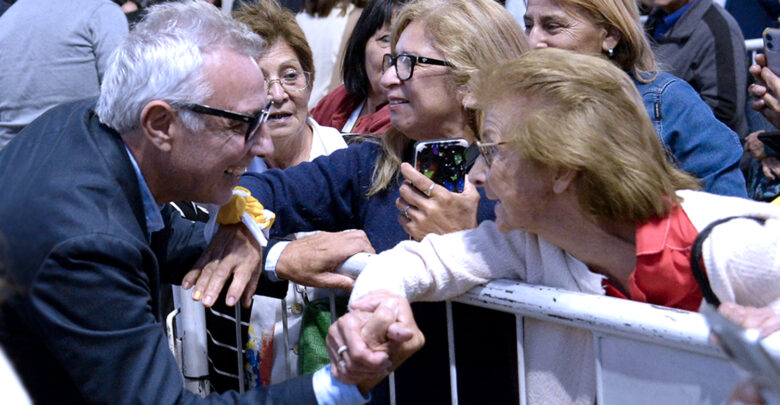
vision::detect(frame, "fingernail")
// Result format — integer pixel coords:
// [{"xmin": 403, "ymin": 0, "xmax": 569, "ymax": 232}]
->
[
  {"xmin": 193, "ymin": 290, "xmax": 202, "ymax": 300},
  {"xmin": 226, "ymin": 296, "xmax": 237, "ymax": 307},
  {"xmin": 203, "ymin": 295, "xmax": 214, "ymax": 307},
  {"xmin": 182, "ymin": 281, "xmax": 191, "ymax": 290}
]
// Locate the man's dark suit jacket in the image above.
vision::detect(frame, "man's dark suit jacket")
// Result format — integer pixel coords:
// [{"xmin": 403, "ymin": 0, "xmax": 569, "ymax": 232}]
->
[{"xmin": 0, "ymin": 98, "xmax": 317, "ymax": 404}]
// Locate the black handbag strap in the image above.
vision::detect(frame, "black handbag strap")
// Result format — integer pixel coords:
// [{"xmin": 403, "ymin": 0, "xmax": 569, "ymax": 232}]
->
[{"xmin": 690, "ymin": 215, "xmax": 766, "ymax": 308}]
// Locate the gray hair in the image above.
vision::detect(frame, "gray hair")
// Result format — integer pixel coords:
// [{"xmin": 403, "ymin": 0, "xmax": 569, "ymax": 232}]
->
[{"xmin": 96, "ymin": 0, "xmax": 266, "ymax": 133}]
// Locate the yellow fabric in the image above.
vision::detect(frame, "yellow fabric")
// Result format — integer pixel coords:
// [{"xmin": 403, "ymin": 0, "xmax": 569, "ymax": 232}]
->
[
  {"xmin": 216, "ymin": 186, "xmax": 275, "ymax": 229},
  {"xmin": 773, "ymin": 196, "xmax": 780, "ymax": 206}
]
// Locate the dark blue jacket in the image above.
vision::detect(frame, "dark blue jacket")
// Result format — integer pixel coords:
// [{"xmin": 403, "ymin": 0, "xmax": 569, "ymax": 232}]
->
[
  {"xmin": 0, "ymin": 98, "xmax": 316, "ymax": 404},
  {"xmin": 635, "ymin": 72, "xmax": 748, "ymax": 198}
]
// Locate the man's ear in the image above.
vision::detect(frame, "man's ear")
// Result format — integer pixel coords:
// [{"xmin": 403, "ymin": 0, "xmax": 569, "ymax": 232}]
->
[
  {"xmin": 140, "ymin": 100, "xmax": 176, "ymax": 153},
  {"xmin": 552, "ymin": 168, "xmax": 577, "ymax": 194}
]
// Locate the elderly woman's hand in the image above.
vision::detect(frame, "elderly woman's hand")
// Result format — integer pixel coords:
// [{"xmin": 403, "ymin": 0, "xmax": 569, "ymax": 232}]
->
[
  {"xmin": 749, "ymin": 54, "xmax": 780, "ymax": 129},
  {"xmin": 327, "ymin": 291, "xmax": 424, "ymax": 394},
  {"xmin": 718, "ymin": 302, "xmax": 780, "ymax": 339},
  {"xmin": 396, "ymin": 162, "xmax": 480, "ymax": 241}
]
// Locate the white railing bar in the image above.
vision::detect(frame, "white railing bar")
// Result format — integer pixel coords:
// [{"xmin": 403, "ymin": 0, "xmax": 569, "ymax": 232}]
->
[
  {"xmin": 515, "ymin": 314, "xmax": 527, "ymax": 405},
  {"xmin": 445, "ymin": 300, "xmax": 459, "ymax": 405},
  {"xmin": 206, "ymin": 330, "xmax": 242, "ymax": 352},
  {"xmin": 746, "ymin": 38, "xmax": 763, "ymax": 53},
  {"xmin": 452, "ymin": 279, "xmax": 719, "ymax": 357},
  {"xmin": 207, "ymin": 307, "xmax": 250, "ymax": 327},
  {"xmin": 234, "ymin": 304, "xmax": 245, "ymax": 393},
  {"xmin": 281, "ymin": 299, "xmax": 292, "ymax": 380},
  {"xmin": 593, "ymin": 329, "xmax": 605, "ymax": 405}
]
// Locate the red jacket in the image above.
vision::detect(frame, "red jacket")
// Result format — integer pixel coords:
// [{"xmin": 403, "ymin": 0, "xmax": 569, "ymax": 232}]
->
[{"xmin": 311, "ymin": 84, "xmax": 391, "ymax": 135}]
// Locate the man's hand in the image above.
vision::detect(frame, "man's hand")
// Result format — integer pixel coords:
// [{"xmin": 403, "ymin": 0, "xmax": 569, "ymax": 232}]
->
[
  {"xmin": 749, "ymin": 54, "xmax": 780, "ymax": 129},
  {"xmin": 396, "ymin": 162, "xmax": 480, "ymax": 241},
  {"xmin": 326, "ymin": 291, "xmax": 424, "ymax": 394},
  {"xmin": 275, "ymin": 230, "xmax": 375, "ymax": 290},
  {"xmin": 181, "ymin": 223, "xmax": 261, "ymax": 308}
]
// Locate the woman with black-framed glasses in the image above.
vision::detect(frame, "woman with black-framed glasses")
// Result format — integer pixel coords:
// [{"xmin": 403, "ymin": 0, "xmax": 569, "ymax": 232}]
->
[{"xmin": 233, "ymin": 1, "xmax": 530, "ymax": 404}]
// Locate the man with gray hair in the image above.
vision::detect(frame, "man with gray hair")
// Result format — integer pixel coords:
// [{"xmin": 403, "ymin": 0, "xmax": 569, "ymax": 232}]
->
[{"xmin": 0, "ymin": 1, "xmax": 421, "ymax": 403}]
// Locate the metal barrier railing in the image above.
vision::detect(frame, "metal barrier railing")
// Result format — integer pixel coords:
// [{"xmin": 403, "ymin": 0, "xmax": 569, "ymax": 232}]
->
[{"xmin": 169, "ymin": 259, "xmax": 780, "ymax": 404}]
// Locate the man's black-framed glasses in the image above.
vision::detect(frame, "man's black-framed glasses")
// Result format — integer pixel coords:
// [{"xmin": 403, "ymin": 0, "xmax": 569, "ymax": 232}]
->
[
  {"xmin": 180, "ymin": 101, "xmax": 272, "ymax": 143},
  {"xmin": 475, "ymin": 140, "xmax": 507, "ymax": 168},
  {"xmin": 382, "ymin": 53, "xmax": 453, "ymax": 81}
]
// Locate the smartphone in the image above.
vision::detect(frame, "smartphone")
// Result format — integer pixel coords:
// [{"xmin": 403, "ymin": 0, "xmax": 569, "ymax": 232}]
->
[
  {"xmin": 763, "ymin": 28, "xmax": 780, "ymax": 76},
  {"xmin": 413, "ymin": 138, "xmax": 469, "ymax": 193},
  {"xmin": 758, "ymin": 130, "xmax": 780, "ymax": 154},
  {"xmin": 700, "ymin": 304, "xmax": 780, "ymax": 390}
]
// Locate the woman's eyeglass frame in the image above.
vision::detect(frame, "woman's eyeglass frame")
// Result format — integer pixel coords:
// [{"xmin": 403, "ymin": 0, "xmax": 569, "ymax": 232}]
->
[
  {"xmin": 265, "ymin": 70, "xmax": 312, "ymax": 94},
  {"xmin": 475, "ymin": 140, "xmax": 507, "ymax": 168},
  {"xmin": 382, "ymin": 53, "xmax": 453, "ymax": 81},
  {"xmin": 180, "ymin": 101, "xmax": 273, "ymax": 144}
]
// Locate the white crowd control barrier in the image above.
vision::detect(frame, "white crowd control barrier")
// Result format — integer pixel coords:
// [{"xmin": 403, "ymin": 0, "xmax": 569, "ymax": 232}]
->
[
  {"xmin": 450, "ymin": 280, "xmax": 780, "ymax": 405},
  {"xmin": 168, "ymin": 251, "xmax": 780, "ymax": 404}
]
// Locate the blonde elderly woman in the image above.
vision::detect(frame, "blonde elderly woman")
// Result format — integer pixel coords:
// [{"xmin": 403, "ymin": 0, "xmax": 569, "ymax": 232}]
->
[
  {"xmin": 346, "ymin": 49, "xmax": 780, "ymax": 405},
  {"xmin": 522, "ymin": 0, "xmax": 747, "ymax": 198}
]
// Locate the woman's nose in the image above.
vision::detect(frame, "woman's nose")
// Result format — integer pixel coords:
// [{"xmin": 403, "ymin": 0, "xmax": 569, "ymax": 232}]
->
[
  {"xmin": 528, "ymin": 27, "xmax": 547, "ymax": 49},
  {"xmin": 267, "ymin": 80, "xmax": 287, "ymax": 103},
  {"xmin": 380, "ymin": 65, "xmax": 400, "ymax": 89},
  {"xmin": 469, "ymin": 154, "xmax": 488, "ymax": 188}
]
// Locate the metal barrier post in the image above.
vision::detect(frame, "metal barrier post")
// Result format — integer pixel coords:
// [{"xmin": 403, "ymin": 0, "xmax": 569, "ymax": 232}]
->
[
  {"xmin": 446, "ymin": 300, "xmax": 459, "ymax": 405},
  {"xmin": 173, "ymin": 286, "xmax": 210, "ymax": 397}
]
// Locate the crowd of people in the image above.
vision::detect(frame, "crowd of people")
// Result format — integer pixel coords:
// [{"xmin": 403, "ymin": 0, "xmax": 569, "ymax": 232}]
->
[{"xmin": 1, "ymin": 0, "xmax": 780, "ymax": 404}]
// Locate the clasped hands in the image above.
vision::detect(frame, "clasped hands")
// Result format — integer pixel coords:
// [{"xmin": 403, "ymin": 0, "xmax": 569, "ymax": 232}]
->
[{"xmin": 326, "ymin": 290, "xmax": 425, "ymax": 395}]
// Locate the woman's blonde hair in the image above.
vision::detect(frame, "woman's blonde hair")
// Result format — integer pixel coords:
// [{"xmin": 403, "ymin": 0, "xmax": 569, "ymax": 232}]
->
[
  {"xmin": 473, "ymin": 48, "xmax": 699, "ymax": 223},
  {"xmin": 368, "ymin": 0, "xmax": 529, "ymax": 195},
  {"xmin": 559, "ymin": 0, "xmax": 657, "ymax": 81}
]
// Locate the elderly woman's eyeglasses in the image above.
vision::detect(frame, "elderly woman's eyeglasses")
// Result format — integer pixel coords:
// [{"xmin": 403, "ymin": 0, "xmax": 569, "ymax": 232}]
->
[
  {"xmin": 382, "ymin": 53, "xmax": 453, "ymax": 81},
  {"xmin": 476, "ymin": 140, "xmax": 507, "ymax": 167},
  {"xmin": 266, "ymin": 69, "xmax": 312, "ymax": 93},
  {"xmin": 180, "ymin": 101, "xmax": 272, "ymax": 144}
]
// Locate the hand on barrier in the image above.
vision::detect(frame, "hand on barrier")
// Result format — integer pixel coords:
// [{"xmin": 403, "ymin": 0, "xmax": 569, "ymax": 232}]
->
[
  {"xmin": 326, "ymin": 290, "xmax": 425, "ymax": 394},
  {"xmin": 396, "ymin": 162, "xmax": 480, "ymax": 241},
  {"xmin": 181, "ymin": 223, "xmax": 261, "ymax": 308},
  {"xmin": 276, "ymin": 230, "xmax": 375, "ymax": 289}
]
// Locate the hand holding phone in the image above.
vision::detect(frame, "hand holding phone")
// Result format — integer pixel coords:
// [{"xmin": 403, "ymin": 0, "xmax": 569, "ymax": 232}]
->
[
  {"xmin": 413, "ymin": 138, "xmax": 469, "ymax": 193},
  {"xmin": 763, "ymin": 28, "xmax": 780, "ymax": 77}
]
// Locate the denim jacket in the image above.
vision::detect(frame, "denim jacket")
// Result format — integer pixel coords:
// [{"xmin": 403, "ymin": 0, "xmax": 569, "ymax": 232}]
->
[{"xmin": 634, "ymin": 72, "xmax": 747, "ymax": 198}]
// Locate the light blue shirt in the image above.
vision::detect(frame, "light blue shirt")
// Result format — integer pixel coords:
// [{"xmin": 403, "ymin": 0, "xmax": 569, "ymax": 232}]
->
[
  {"xmin": 126, "ymin": 148, "xmax": 365, "ymax": 404},
  {"xmin": 125, "ymin": 146, "xmax": 164, "ymax": 239},
  {"xmin": 313, "ymin": 365, "xmax": 369, "ymax": 405}
]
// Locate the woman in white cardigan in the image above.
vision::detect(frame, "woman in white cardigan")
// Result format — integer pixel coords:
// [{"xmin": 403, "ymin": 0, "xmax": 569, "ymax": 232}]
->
[{"xmin": 345, "ymin": 49, "xmax": 780, "ymax": 405}]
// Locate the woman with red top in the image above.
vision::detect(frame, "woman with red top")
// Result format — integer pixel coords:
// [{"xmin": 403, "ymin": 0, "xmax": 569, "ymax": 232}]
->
[
  {"xmin": 349, "ymin": 49, "xmax": 780, "ymax": 405},
  {"xmin": 310, "ymin": 0, "xmax": 407, "ymax": 134}
]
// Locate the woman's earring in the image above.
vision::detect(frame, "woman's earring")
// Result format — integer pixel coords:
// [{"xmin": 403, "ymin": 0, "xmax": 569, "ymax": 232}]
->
[{"xmin": 607, "ymin": 48, "xmax": 615, "ymax": 58}]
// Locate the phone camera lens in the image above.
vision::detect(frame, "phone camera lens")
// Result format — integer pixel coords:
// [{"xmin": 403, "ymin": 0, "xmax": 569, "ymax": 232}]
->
[{"xmin": 769, "ymin": 41, "xmax": 775, "ymax": 50}]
